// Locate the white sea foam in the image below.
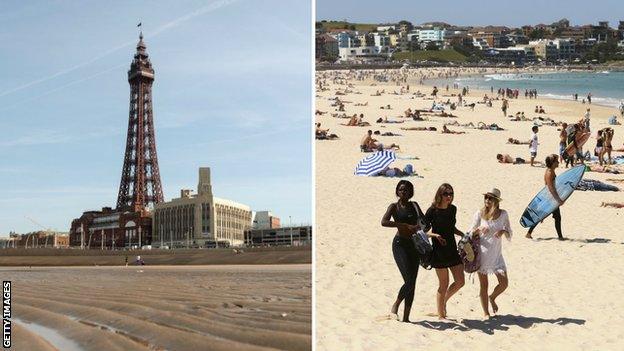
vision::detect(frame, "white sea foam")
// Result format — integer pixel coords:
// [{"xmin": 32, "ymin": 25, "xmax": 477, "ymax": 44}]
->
[
  {"xmin": 484, "ymin": 73, "xmax": 524, "ymax": 81},
  {"xmin": 541, "ymin": 93, "xmax": 622, "ymax": 108}
]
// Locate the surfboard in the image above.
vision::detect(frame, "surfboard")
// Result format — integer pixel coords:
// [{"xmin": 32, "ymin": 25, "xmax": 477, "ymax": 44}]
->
[
  {"xmin": 565, "ymin": 132, "xmax": 590, "ymax": 157},
  {"xmin": 519, "ymin": 165, "xmax": 586, "ymax": 228}
]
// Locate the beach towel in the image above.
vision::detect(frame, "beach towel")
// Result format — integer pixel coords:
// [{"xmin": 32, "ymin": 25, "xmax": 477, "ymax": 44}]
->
[
  {"xmin": 457, "ymin": 233, "xmax": 480, "ymax": 273},
  {"xmin": 576, "ymin": 179, "xmax": 619, "ymax": 192}
]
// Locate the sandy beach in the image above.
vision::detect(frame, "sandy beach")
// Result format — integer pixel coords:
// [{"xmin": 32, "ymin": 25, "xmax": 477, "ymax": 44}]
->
[
  {"xmin": 1, "ymin": 265, "xmax": 311, "ymax": 351},
  {"xmin": 315, "ymin": 68, "xmax": 624, "ymax": 350}
]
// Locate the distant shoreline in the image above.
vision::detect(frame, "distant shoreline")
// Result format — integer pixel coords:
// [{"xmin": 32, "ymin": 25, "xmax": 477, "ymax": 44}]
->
[
  {"xmin": 316, "ymin": 62, "xmax": 623, "ymax": 72},
  {"xmin": 0, "ymin": 245, "xmax": 311, "ymax": 266}
]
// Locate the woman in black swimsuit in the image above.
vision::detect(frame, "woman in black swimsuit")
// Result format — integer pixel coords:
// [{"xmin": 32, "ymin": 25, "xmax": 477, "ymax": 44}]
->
[
  {"xmin": 425, "ymin": 183, "xmax": 465, "ymax": 319},
  {"xmin": 595, "ymin": 130, "xmax": 605, "ymax": 166},
  {"xmin": 381, "ymin": 180, "xmax": 445, "ymax": 322}
]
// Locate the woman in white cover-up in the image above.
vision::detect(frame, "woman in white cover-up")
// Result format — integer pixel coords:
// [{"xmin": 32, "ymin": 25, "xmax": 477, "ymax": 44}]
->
[{"xmin": 470, "ymin": 188, "xmax": 512, "ymax": 319}]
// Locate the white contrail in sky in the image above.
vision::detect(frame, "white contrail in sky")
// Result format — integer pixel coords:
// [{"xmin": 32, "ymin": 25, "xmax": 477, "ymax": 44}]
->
[
  {"xmin": 0, "ymin": 63, "xmax": 127, "ymax": 112},
  {"xmin": 150, "ymin": 0, "xmax": 238, "ymax": 37},
  {"xmin": 0, "ymin": 0, "xmax": 239, "ymax": 98}
]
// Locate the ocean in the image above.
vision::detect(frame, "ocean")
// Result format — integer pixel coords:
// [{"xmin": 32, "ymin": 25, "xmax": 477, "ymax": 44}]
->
[{"xmin": 431, "ymin": 71, "xmax": 624, "ymax": 109}]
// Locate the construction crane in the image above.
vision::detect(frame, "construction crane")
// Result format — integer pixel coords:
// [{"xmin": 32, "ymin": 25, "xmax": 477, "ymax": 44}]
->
[{"xmin": 24, "ymin": 216, "xmax": 54, "ymax": 248}]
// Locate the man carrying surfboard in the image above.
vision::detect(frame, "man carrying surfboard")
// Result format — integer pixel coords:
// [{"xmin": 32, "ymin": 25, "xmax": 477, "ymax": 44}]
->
[{"xmin": 526, "ymin": 154, "xmax": 565, "ymax": 240}]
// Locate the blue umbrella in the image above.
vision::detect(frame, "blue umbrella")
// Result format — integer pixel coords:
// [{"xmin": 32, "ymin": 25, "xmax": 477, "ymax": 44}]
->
[{"xmin": 354, "ymin": 150, "xmax": 396, "ymax": 176}]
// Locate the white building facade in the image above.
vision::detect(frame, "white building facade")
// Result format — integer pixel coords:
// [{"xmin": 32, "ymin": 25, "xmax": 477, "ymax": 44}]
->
[{"xmin": 153, "ymin": 167, "xmax": 252, "ymax": 248}]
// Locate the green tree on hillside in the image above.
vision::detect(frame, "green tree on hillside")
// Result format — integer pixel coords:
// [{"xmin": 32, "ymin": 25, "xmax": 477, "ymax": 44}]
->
[
  {"xmin": 528, "ymin": 28, "xmax": 546, "ymax": 39},
  {"xmin": 425, "ymin": 42, "xmax": 439, "ymax": 51}
]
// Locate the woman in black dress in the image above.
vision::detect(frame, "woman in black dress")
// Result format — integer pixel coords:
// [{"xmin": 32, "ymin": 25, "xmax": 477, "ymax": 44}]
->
[
  {"xmin": 425, "ymin": 183, "xmax": 465, "ymax": 319},
  {"xmin": 382, "ymin": 180, "xmax": 445, "ymax": 322}
]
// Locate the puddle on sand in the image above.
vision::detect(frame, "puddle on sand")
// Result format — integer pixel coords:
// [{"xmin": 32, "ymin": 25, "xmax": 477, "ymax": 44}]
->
[{"xmin": 14, "ymin": 318, "xmax": 84, "ymax": 351}]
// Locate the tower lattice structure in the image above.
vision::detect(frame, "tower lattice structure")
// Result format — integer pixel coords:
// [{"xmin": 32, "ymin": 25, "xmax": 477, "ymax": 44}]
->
[{"xmin": 116, "ymin": 33, "xmax": 164, "ymax": 211}]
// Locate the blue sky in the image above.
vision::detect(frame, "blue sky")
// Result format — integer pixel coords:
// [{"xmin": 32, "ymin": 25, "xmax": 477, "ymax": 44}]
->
[
  {"xmin": 317, "ymin": 0, "xmax": 624, "ymax": 28},
  {"xmin": 0, "ymin": 0, "xmax": 311, "ymax": 234}
]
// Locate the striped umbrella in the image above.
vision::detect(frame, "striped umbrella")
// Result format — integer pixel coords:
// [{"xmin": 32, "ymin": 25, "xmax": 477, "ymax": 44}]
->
[{"xmin": 354, "ymin": 150, "xmax": 396, "ymax": 176}]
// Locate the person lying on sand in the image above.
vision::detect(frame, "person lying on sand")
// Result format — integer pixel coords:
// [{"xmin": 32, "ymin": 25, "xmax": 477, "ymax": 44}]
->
[
  {"xmin": 400, "ymin": 126, "xmax": 437, "ymax": 131},
  {"xmin": 587, "ymin": 164, "xmax": 621, "ymax": 174},
  {"xmin": 601, "ymin": 202, "xmax": 624, "ymax": 208},
  {"xmin": 376, "ymin": 117, "xmax": 405, "ymax": 124},
  {"xmin": 380, "ymin": 104, "xmax": 392, "ymax": 110},
  {"xmin": 376, "ymin": 166, "xmax": 412, "ymax": 177},
  {"xmin": 442, "ymin": 125, "xmax": 466, "ymax": 134},
  {"xmin": 361, "ymin": 130, "xmax": 399, "ymax": 151},
  {"xmin": 315, "ymin": 110, "xmax": 327, "ymax": 115},
  {"xmin": 437, "ymin": 112, "xmax": 457, "ymax": 118},
  {"xmin": 354, "ymin": 102, "xmax": 368, "ymax": 106},
  {"xmin": 477, "ymin": 122, "xmax": 505, "ymax": 131},
  {"xmin": 507, "ymin": 138, "xmax": 529, "ymax": 145},
  {"xmin": 373, "ymin": 130, "xmax": 401, "ymax": 136},
  {"xmin": 496, "ymin": 154, "xmax": 526, "ymax": 164}
]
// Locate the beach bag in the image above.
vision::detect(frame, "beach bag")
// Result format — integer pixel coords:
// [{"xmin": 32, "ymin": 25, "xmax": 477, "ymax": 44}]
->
[
  {"xmin": 410, "ymin": 230, "xmax": 433, "ymax": 270},
  {"xmin": 409, "ymin": 202, "xmax": 433, "ymax": 269},
  {"xmin": 403, "ymin": 164, "xmax": 413, "ymax": 175},
  {"xmin": 457, "ymin": 232, "xmax": 480, "ymax": 273}
]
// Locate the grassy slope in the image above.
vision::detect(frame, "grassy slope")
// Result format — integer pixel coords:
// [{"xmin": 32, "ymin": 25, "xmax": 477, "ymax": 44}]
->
[
  {"xmin": 393, "ymin": 49, "xmax": 468, "ymax": 62},
  {"xmin": 317, "ymin": 21, "xmax": 378, "ymax": 32}
]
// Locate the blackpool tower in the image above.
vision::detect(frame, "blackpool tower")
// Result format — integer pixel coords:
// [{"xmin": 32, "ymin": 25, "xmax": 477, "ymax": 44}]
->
[
  {"xmin": 116, "ymin": 32, "xmax": 164, "ymax": 212},
  {"xmin": 69, "ymin": 33, "xmax": 164, "ymax": 248}
]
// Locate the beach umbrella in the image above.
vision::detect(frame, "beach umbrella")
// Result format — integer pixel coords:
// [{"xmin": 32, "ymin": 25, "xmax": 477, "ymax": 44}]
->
[{"xmin": 354, "ymin": 150, "xmax": 396, "ymax": 176}]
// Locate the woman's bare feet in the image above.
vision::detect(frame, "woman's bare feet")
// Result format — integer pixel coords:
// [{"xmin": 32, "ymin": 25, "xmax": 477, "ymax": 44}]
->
[
  {"xmin": 391, "ymin": 301, "xmax": 400, "ymax": 315},
  {"xmin": 489, "ymin": 295, "xmax": 498, "ymax": 314},
  {"xmin": 525, "ymin": 232, "xmax": 533, "ymax": 239}
]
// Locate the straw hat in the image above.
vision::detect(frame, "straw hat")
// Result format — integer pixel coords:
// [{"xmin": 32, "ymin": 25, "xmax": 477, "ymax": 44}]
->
[{"xmin": 483, "ymin": 188, "xmax": 502, "ymax": 201}]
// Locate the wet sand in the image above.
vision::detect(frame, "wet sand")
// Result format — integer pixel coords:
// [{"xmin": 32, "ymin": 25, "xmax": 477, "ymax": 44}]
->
[{"xmin": 1, "ymin": 265, "xmax": 311, "ymax": 351}]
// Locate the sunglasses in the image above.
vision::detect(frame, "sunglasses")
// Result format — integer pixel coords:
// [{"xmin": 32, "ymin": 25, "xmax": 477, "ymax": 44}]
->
[
  {"xmin": 484, "ymin": 195, "xmax": 496, "ymax": 201},
  {"xmin": 442, "ymin": 192, "xmax": 454, "ymax": 197}
]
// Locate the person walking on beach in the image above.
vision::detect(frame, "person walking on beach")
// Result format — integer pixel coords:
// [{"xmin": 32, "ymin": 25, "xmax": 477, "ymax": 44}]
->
[
  {"xmin": 584, "ymin": 108, "xmax": 591, "ymax": 132},
  {"xmin": 470, "ymin": 188, "xmax": 511, "ymax": 319},
  {"xmin": 603, "ymin": 128, "xmax": 614, "ymax": 164},
  {"xmin": 526, "ymin": 154, "xmax": 565, "ymax": 240},
  {"xmin": 529, "ymin": 126, "xmax": 539, "ymax": 166},
  {"xmin": 425, "ymin": 183, "xmax": 465, "ymax": 320},
  {"xmin": 501, "ymin": 99, "xmax": 508, "ymax": 117},
  {"xmin": 381, "ymin": 180, "xmax": 445, "ymax": 322},
  {"xmin": 587, "ymin": 93, "xmax": 592, "ymax": 104},
  {"xmin": 559, "ymin": 123, "xmax": 568, "ymax": 163}
]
